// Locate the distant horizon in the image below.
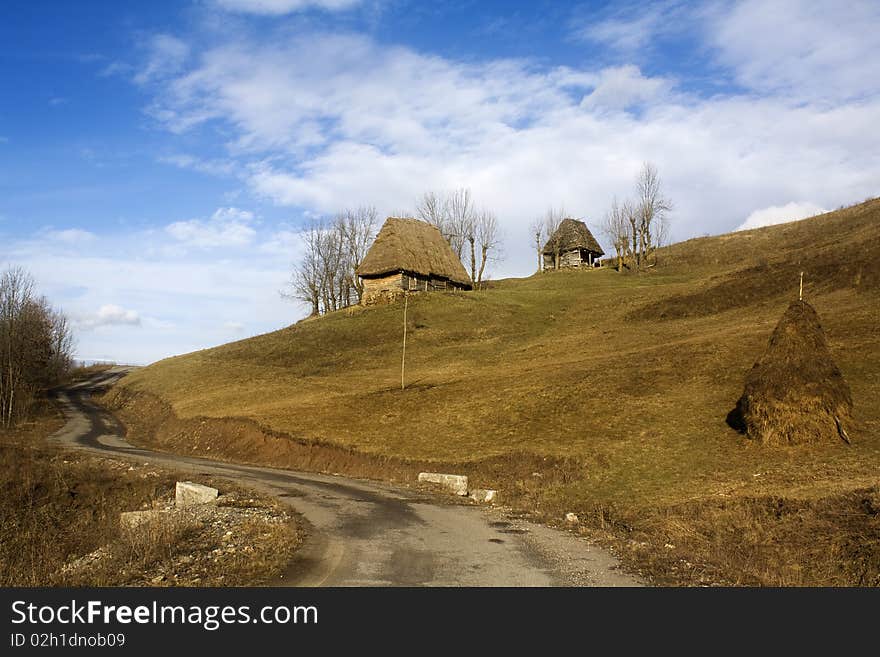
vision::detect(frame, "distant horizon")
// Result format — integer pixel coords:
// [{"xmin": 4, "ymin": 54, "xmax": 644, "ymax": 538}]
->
[{"xmin": 2, "ymin": 0, "xmax": 878, "ymax": 363}]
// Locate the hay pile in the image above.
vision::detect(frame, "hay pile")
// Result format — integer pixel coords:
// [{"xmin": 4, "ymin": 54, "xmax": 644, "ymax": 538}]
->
[{"xmin": 730, "ymin": 300, "xmax": 853, "ymax": 445}]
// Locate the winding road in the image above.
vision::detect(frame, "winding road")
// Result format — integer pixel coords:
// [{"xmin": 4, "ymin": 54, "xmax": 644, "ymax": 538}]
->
[{"xmin": 51, "ymin": 368, "xmax": 642, "ymax": 587}]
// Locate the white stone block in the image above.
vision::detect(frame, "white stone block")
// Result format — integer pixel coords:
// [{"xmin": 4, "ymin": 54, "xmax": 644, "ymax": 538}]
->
[
  {"xmin": 417, "ymin": 472, "xmax": 469, "ymax": 496},
  {"xmin": 175, "ymin": 481, "xmax": 219, "ymax": 507},
  {"xmin": 468, "ymin": 489, "xmax": 497, "ymax": 503}
]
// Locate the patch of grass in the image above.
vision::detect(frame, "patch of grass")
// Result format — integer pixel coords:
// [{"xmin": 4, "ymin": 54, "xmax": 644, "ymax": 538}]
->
[
  {"xmin": 108, "ymin": 198, "xmax": 880, "ymax": 585},
  {"xmin": 0, "ymin": 405, "xmax": 301, "ymax": 587},
  {"xmin": 67, "ymin": 363, "xmax": 116, "ymax": 383},
  {"xmin": 112, "ymin": 513, "xmax": 201, "ymax": 576}
]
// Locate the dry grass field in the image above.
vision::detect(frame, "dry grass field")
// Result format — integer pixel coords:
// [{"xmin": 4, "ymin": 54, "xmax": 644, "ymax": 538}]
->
[
  {"xmin": 108, "ymin": 198, "xmax": 880, "ymax": 585},
  {"xmin": 0, "ymin": 408, "xmax": 301, "ymax": 587}
]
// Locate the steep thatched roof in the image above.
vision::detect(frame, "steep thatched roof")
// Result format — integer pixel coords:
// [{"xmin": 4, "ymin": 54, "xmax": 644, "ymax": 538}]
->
[
  {"xmin": 728, "ymin": 300, "xmax": 853, "ymax": 446},
  {"xmin": 356, "ymin": 217, "xmax": 472, "ymax": 287},
  {"xmin": 542, "ymin": 218, "xmax": 604, "ymax": 256}
]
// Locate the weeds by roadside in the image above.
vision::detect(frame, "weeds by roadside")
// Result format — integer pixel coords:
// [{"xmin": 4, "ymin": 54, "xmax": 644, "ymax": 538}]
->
[{"xmin": 0, "ymin": 408, "xmax": 301, "ymax": 587}]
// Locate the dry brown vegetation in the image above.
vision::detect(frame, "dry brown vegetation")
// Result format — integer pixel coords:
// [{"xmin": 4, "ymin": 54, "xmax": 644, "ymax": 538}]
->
[
  {"xmin": 0, "ymin": 409, "xmax": 301, "ymax": 587},
  {"xmin": 107, "ymin": 198, "xmax": 880, "ymax": 586},
  {"xmin": 730, "ymin": 300, "xmax": 853, "ymax": 445}
]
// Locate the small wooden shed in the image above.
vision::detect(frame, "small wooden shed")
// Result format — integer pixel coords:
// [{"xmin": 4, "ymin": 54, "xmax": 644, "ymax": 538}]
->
[
  {"xmin": 542, "ymin": 218, "xmax": 604, "ymax": 270},
  {"xmin": 356, "ymin": 217, "xmax": 472, "ymax": 304}
]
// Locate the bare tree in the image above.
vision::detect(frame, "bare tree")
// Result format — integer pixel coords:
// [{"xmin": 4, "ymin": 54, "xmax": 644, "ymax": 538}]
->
[
  {"xmin": 541, "ymin": 206, "xmax": 566, "ymax": 270},
  {"xmin": 635, "ymin": 162, "xmax": 672, "ymax": 269},
  {"xmin": 337, "ymin": 206, "xmax": 379, "ymax": 303},
  {"xmin": 475, "ymin": 209, "xmax": 500, "ymax": 287},
  {"xmin": 283, "ymin": 221, "xmax": 324, "ymax": 316},
  {"xmin": 416, "ymin": 188, "xmax": 474, "ymax": 262},
  {"xmin": 0, "ymin": 266, "xmax": 74, "ymax": 428},
  {"xmin": 416, "ymin": 191, "xmax": 453, "ymax": 252},
  {"xmin": 602, "ymin": 197, "xmax": 631, "ymax": 271},
  {"xmin": 448, "ymin": 188, "xmax": 476, "ymax": 268},
  {"xmin": 603, "ymin": 162, "xmax": 673, "ymax": 272},
  {"xmin": 528, "ymin": 217, "xmax": 544, "ymax": 273},
  {"xmin": 414, "ymin": 191, "xmax": 446, "ymax": 226},
  {"xmin": 416, "ymin": 188, "xmax": 502, "ymax": 285},
  {"xmin": 283, "ymin": 207, "xmax": 379, "ymax": 316},
  {"xmin": 625, "ymin": 196, "xmax": 641, "ymax": 270}
]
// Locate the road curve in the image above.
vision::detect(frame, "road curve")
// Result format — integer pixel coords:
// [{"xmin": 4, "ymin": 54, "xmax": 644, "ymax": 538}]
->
[{"xmin": 51, "ymin": 368, "xmax": 643, "ymax": 587}]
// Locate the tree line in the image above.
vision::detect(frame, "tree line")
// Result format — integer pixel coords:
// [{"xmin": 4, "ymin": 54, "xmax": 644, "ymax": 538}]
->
[
  {"xmin": 287, "ymin": 188, "xmax": 502, "ymax": 316},
  {"xmin": 414, "ymin": 188, "xmax": 500, "ymax": 288},
  {"xmin": 284, "ymin": 206, "xmax": 380, "ymax": 316},
  {"xmin": 601, "ymin": 162, "xmax": 672, "ymax": 272},
  {"xmin": 0, "ymin": 266, "xmax": 74, "ymax": 429},
  {"xmin": 287, "ymin": 165, "xmax": 670, "ymax": 316}
]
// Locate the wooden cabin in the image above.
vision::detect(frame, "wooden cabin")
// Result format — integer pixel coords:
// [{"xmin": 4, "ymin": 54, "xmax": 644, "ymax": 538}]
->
[
  {"xmin": 356, "ymin": 217, "xmax": 472, "ymax": 304},
  {"xmin": 542, "ymin": 218, "xmax": 604, "ymax": 270}
]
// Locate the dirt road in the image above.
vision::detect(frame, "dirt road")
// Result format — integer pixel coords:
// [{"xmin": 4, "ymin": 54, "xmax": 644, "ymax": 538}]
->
[{"xmin": 51, "ymin": 368, "xmax": 643, "ymax": 587}]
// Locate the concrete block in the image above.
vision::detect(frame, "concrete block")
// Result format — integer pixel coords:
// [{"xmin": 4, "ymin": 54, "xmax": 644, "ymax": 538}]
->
[
  {"xmin": 418, "ymin": 472, "xmax": 469, "ymax": 496},
  {"xmin": 468, "ymin": 489, "xmax": 497, "ymax": 504},
  {"xmin": 175, "ymin": 481, "xmax": 219, "ymax": 507}
]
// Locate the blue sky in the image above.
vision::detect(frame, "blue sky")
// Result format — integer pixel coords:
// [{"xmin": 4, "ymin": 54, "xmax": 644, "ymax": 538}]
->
[{"xmin": 1, "ymin": 0, "xmax": 879, "ymax": 364}]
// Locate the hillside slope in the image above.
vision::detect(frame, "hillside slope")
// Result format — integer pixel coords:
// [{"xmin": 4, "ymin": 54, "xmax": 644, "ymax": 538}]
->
[{"xmin": 109, "ymin": 198, "xmax": 880, "ymax": 585}]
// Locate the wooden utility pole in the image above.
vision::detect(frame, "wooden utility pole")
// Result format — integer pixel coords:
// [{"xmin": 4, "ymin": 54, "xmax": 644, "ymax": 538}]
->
[{"xmin": 401, "ymin": 292, "xmax": 408, "ymax": 390}]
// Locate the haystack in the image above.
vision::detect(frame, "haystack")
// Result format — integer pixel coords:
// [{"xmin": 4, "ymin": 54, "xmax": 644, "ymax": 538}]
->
[{"xmin": 729, "ymin": 300, "xmax": 852, "ymax": 445}]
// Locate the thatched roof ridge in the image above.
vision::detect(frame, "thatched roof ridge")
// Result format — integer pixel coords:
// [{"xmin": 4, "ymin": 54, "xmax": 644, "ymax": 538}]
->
[
  {"xmin": 730, "ymin": 300, "xmax": 853, "ymax": 445},
  {"xmin": 356, "ymin": 217, "xmax": 472, "ymax": 287},
  {"xmin": 542, "ymin": 218, "xmax": 604, "ymax": 256}
]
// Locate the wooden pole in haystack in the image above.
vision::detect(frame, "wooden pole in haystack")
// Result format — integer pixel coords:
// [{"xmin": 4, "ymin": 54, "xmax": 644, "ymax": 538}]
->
[
  {"xmin": 401, "ymin": 292, "xmax": 408, "ymax": 390},
  {"xmin": 799, "ymin": 271, "xmax": 804, "ymax": 301}
]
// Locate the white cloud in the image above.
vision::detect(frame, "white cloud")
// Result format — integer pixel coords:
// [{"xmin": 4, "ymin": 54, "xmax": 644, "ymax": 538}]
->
[
  {"xmin": 166, "ymin": 207, "xmax": 257, "ymax": 248},
  {"xmin": 709, "ymin": 0, "xmax": 880, "ymax": 101},
  {"xmin": 223, "ymin": 321, "xmax": 245, "ymax": 332},
  {"xmin": 212, "ymin": 0, "xmax": 361, "ymax": 15},
  {"xmin": 138, "ymin": 27, "xmax": 880, "ymax": 277},
  {"xmin": 8, "ymin": 6, "xmax": 876, "ymax": 365},
  {"xmin": 579, "ymin": 65, "xmax": 673, "ymax": 111},
  {"xmin": 573, "ymin": 1, "xmax": 689, "ymax": 54},
  {"xmin": 259, "ymin": 227, "xmax": 306, "ymax": 257},
  {"xmin": 736, "ymin": 201, "xmax": 827, "ymax": 231},
  {"xmin": 44, "ymin": 228, "xmax": 97, "ymax": 243},
  {"xmin": 5, "ymin": 230, "xmax": 298, "ymax": 363},
  {"xmin": 76, "ymin": 304, "xmax": 141, "ymax": 330},
  {"xmin": 135, "ymin": 34, "xmax": 190, "ymax": 85},
  {"xmin": 159, "ymin": 153, "xmax": 238, "ymax": 177}
]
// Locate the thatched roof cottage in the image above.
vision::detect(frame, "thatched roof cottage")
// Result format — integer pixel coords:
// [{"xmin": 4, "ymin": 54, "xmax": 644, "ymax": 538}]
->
[
  {"xmin": 356, "ymin": 217, "xmax": 472, "ymax": 304},
  {"xmin": 542, "ymin": 218, "xmax": 604, "ymax": 270}
]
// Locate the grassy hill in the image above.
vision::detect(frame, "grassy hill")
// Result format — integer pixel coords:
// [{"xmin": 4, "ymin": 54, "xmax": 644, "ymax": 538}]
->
[{"xmin": 108, "ymin": 198, "xmax": 880, "ymax": 585}]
